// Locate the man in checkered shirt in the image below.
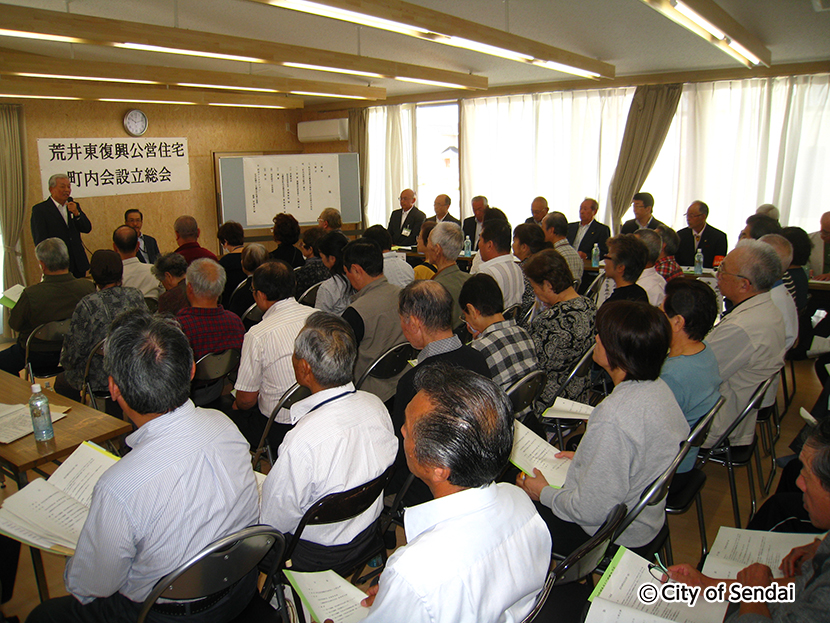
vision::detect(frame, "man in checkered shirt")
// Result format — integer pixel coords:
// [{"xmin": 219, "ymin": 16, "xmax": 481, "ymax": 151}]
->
[{"xmin": 459, "ymin": 273, "xmax": 539, "ymax": 421}]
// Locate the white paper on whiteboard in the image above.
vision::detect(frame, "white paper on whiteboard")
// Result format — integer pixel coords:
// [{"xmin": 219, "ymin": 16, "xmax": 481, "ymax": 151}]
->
[{"xmin": 243, "ymin": 155, "xmax": 341, "ymax": 226}]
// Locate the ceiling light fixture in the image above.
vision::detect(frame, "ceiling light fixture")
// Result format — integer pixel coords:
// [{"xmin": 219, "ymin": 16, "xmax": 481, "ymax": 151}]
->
[
  {"xmin": 100, "ymin": 98, "xmax": 197, "ymax": 105},
  {"xmin": 208, "ymin": 102, "xmax": 286, "ymax": 108},
  {"xmin": 114, "ymin": 43, "xmax": 266, "ymax": 64},
  {"xmin": 0, "ymin": 93, "xmax": 81, "ymax": 100},
  {"xmin": 0, "ymin": 29, "xmax": 84, "ymax": 44},
  {"xmin": 177, "ymin": 82, "xmax": 279, "ymax": 93},
  {"xmin": 282, "ymin": 62, "xmax": 385, "ymax": 79},
  {"xmin": 15, "ymin": 72, "xmax": 159, "ymax": 85},
  {"xmin": 289, "ymin": 91, "xmax": 370, "ymax": 100}
]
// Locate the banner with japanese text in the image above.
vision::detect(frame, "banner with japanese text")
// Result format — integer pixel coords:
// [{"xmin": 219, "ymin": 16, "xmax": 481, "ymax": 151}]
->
[{"xmin": 37, "ymin": 137, "xmax": 191, "ymax": 199}]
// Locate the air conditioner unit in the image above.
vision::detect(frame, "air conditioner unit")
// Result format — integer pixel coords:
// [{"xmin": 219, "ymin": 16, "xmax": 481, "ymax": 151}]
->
[{"xmin": 297, "ymin": 119, "xmax": 349, "ymax": 143}]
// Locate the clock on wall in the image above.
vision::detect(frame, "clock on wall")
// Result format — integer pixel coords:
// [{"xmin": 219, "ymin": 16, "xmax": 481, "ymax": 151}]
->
[{"xmin": 123, "ymin": 109, "xmax": 148, "ymax": 137}]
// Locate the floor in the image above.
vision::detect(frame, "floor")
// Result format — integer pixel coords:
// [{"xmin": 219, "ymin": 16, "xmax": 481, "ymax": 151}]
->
[{"xmin": 1, "ymin": 359, "xmax": 820, "ymax": 621}]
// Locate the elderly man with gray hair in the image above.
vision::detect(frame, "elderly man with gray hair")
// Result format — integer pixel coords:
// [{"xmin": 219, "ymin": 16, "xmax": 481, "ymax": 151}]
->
[
  {"xmin": 0, "ymin": 238, "xmax": 94, "ymax": 376},
  {"xmin": 704, "ymin": 239, "xmax": 786, "ymax": 448},
  {"xmin": 176, "ymin": 258, "xmax": 245, "ymax": 362},
  {"xmin": 427, "ymin": 222, "xmax": 470, "ymax": 330},
  {"xmin": 174, "ymin": 215, "xmax": 218, "ymax": 264},
  {"xmin": 260, "ymin": 312, "xmax": 397, "ymax": 572}
]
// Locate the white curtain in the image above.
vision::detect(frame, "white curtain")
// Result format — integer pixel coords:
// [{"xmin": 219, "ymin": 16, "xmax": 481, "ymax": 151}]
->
[
  {"xmin": 365, "ymin": 103, "xmax": 417, "ymax": 227},
  {"xmin": 459, "ymin": 88, "xmax": 635, "ymax": 224},
  {"xmin": 642, "ymin": 73, "xmax": 830, "ymax": 240}
]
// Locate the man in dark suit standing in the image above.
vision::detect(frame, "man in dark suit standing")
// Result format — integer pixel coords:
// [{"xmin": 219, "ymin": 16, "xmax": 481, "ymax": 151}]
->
[
  {"xmin": 675, "ymin": 200, "xmax": 728, "ymax": 267},
  {"xmin": 425, "ymin": 194, "xmax": 460, "ymax": 225},
  {"xmin": 31, "ymin": 174, "xmax": 92, "ymax": 278},
  {"xmin": 125, "ymin": 209, "xmax": 160, "ymax": 264},
  {"xmin": 620, "ymin": 192, "xmax": 664, "ymax": 234},
  {"xmin": 462, "ymin": 195, "xmax": 488, "ymax": 251},
  {"xmin": 387, "ymin": 188, "xmax": 425, "ymax": 247},
  {"xmin": 524, "ymin": 196, "xmax": 549, "ymax": 227},
  {"xmin": 567, "ymin": 198, "xmax": 611, "ymax": 259}
]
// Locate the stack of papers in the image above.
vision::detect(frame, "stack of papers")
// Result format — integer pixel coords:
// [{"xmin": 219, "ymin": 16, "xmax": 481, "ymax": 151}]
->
[
  {"xmin": 509, "ymin": 419, "xmax": 571, "ymax": 488},
  {"xmin": 0, "ymin": 442, "xmax": 119, "ymax": 554},
  {"xmin": 541, "ymin": 397, "xmax": 594, "ymax": 421},
  {"xmin": 0, "ymin": 284, "xmax": 24, "ymax": 309},
  {"xmin": 284, "ymin": 569, "xmax": 369, "ymax": 622},
  {"xmin": 0, "ymin": 403, "xmax": 70, "ymax": 444},
  {"xmin": 702, "ymin": 527, "xmax": 822, "ymax": 579}
]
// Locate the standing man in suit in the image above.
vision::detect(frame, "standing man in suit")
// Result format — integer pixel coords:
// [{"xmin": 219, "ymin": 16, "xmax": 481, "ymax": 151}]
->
[
  {"xmin": 567, "ymin": 197, "xmax": 611, "ymax": 259},
  {"xmin": 620, "ymin": 192, "xmax": 664, "ymax": 234},
  {"xmin": 675, "ymin": 200, "xmax": 728, "ymax": 267},
  {"xmin": 463, "ymin": 195, "xmax": 488, "ymax": 251},
  {"xmin": 807, "ymin": 212, "xmax": 830, "ymax": 280},
  {"xmin": 31, "ymin": 173, "xmax": 92, "ymax": 278},
  {"xmin": 426, "ymin": 194, "xmax": 460, "ymax": 225},
  {"xmin": 125, "ymin": 209, "xmax": 160, "ymax": 264},
  {"xmin": 388, "ymin": 188, "xmax": 425, "ymax": 247},
  {"xmin": 524, "ymin": 197, "xmax": 549, "ymax": 227}
]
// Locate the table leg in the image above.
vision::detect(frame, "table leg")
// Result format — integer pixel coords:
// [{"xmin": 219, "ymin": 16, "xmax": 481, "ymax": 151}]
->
[{"xmin": 15, "ymin": 470, "xmax": 51, "ymax": 602}]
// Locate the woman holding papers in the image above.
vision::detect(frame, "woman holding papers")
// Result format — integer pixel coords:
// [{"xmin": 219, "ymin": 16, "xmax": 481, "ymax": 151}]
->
[
  {"xmin": 523, "ymin": 249, "xmax": 596, "ymax": 416},
  {"xmin": 516, "ymin": 301, "xmax": 689, "ymax": 556}
]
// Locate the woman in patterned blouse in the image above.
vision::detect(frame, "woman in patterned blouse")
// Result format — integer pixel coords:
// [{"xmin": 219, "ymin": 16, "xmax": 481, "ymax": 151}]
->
[{"xmin": 523, "ymin": 249, "xmax": 597, "ymax": 416}]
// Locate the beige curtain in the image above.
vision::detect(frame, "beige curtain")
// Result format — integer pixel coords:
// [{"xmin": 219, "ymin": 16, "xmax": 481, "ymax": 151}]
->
[
  {"xmin": 0, "ymin": 104, "xmax": 26, "ymax": 338},
  {"xmin": 608, "ymin": 84, "xmax": 682, "ymax": 233},
  {"xmin": 348, "ymin": 108, "xmax": 369, "ymax": 227}
]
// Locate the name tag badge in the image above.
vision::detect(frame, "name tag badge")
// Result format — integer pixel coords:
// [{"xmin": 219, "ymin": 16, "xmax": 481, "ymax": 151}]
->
[{"xmin": 401, "ymin": 225, "xmax": 411, "ymax": 237}]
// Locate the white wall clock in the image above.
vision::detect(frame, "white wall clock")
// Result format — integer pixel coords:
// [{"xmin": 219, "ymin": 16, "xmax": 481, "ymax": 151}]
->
[{"xmin": 123, "ymin": 109, "xmax": 149, "ymax": 137}]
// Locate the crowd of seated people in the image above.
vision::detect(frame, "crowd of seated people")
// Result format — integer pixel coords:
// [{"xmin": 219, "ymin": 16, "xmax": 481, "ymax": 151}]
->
[{"xmin": 10, "ymin": 191, "xmax": 830, "ymax": 623}]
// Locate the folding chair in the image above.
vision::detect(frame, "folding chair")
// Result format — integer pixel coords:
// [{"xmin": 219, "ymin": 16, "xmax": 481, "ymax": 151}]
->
[
  {"xmin": 297, "ymin": 281, "xmax": 323, "ymax": 307},
  {"xmin": 24, "ymin": 319, "xmax": 72, "ymax": 381},
  {"xmin": 262, "ymin": 465, "xmax": 396, "ymax": 609},
  {"xmin": 251, "ymin": 383, "xmax": 312, "ymax": 470},
  {"xmin": 191, "ymin": 348, "xmax": 241, "ymax": 408},
  {"xmin": 505, "ymin": 369, "xmax": 546, "ymax": 421},
  {"xmin": 137, "ymin": 525, "xmax": 286, "ymax": 623},
  {"xmin": 540, "ymin": 343, "xmax": 596, "ymax": 449},
  {"xmin": 665, "ymin": 396, "xmax": 725, "ymax": 562},
  {"xmin": 503, "ymin": 304, "xmax": 522, "ymax": 321},
  {"xmin": 698, "ymin": 376, "xmax": 775, "ymax": 528},
  {"xmin": 241, "ymin": 302, "xmax": 264, "ymax": 328},
  {"xmin": 355, "ymin": 342, "xmax": 417, "ymax": 391},
  {"xmin": 522, "ymin": 504, "xmax": 627, "ymax": 623},
  {"xmin": 584, "ymin": 271, "xmax": 606, "ymax": 306},
  {"xmin": 80, "ymin": 338, "xmax": 108, "ymax": 412}
]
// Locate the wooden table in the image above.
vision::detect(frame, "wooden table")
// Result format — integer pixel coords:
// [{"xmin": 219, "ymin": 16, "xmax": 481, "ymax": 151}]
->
[{"xmin": 0, "ymin": 371, "xmax": 132, "ymax": 601}]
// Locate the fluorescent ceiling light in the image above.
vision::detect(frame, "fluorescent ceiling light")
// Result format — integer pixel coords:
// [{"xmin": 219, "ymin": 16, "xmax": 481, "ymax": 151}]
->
[
  {"xmin": 673, "ymin": 1, "xmax": 726, "ymax": 40},
  {"xmin": 0, "ymin": 93, "xmax": 81, "ymax": 100},
  {"xmin": 727, "ymin": 39, "xmax": 762, "ymax": 66},
  {"xmin": 16, "ymin": 72, "xmax": 159, "ymax": 85},
  {"xmin": 395, "ymin": 76, "xmax": 468, "ymax": 90},
  {"xmin": 208, "ymin": 102, "xmax": 286, "ymax": 108},
  {"xmin": 290, "ymin": 91, "xmax": 369, "ymax": 100},
  {"xmin": 283, "ymin": 62, "xmax": 384, "ymax": 79},
  {"xmin": 427, "ymin": 35, "xmax": 534, "ymax": 63},
  {"xmin": 531, "ymin": 60, "xmax": 600, "ymax": 79},
  {"xmin": 0, "ymin": 29, "xmax": 84, "ymax": 44},
  {"xmin": 266, "ymin": 0, "xmax": 429, "ymax": 37},
  {"xmin": 177, "ymin": 82, "xmax": 278, "ymax": 93},
  {"xmin": 114, "ymin": 43, "xmax": 265, "ymax": 64},
  {"xmin": 100, "ymin": 98, "xmax": 197, "ymax": 105}
]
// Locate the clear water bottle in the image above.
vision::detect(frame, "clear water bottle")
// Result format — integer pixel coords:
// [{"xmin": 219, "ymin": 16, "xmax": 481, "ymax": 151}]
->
[
  {"xmin": 591, "ymin": 243, "xmax": 600, "ymax": 268},
  {"xmin": 694, "ymin": 248, "xmax": 704, "ymax": 275},
  {"xmin": 29, "ymin": 384, "xmax": 54, "ymax": 442},
  {"xmin": 463, "ymin": 236, "xmax": 472, "ymax": 257}
]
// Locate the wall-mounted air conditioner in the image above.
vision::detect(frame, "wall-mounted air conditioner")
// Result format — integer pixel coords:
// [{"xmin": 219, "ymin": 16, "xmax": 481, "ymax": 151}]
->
[{"xmin": 297, "ymin": 119, "xmax": 349, "ymax": 143}]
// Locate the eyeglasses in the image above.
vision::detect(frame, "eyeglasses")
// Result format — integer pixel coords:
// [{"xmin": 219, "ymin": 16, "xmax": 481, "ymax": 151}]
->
[
  {"xmin": 602, "ymin": 254, "xmax": 615, "ymax": 262},
  {"xmin": 250, "ymin": 283, "xmax": 257, "ymax": 293},
  {"xmin": 647, "ymin": 554, "xmax": 671, "ymax": 583},
  {"xmin": 685, "ymin": 212, "xmax": 703, "ymax": 218},
  {"xmin": 716, "ymin": 263, "xmax": 751, "ymax": 284}
]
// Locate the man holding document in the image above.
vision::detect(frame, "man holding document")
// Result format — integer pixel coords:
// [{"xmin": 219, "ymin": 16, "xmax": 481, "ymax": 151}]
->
[{"xmin": 26, "ymin": 312, "xmax": 259, "ymax": 623}]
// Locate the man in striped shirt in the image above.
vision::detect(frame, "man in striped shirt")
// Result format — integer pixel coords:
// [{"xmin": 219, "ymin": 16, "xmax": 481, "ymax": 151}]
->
[{"xmin": 472, "ymin": 219, "xmax": 525, "ymax": 309}]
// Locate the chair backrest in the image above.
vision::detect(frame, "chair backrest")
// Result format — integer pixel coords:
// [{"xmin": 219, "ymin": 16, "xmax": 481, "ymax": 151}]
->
[
  {"xmin": 227, "ymin": 276, "xmax": 251, "ymax": 310},
  {"xmin": 585, "ymin": 271, "xmax": 606, "ymax": 304},
  {"xmin": 80, "ymin": 338, "xmax": 107, "ymax": 408},
  {"xmin": 25, "ymin": 318, "xmax": 73, "ymax": 380},
  {"xmin": 283, "ymin": 464, "xmax": 396, "ymax": 564},
  {"xmin": 144, "ymin": 297, "xmax": 158, "ymax": 313},
  {"xmin": 355, "ymin": 342, "xmax": 416, "ymax": 390},
  {"xmin": 193, "ymin": 349, "xmax": 241, "ymax": 383},
  {"xmin": 251, "ymin": 383, "xmax": 313, "ymax": 469},
  {"xmin": 541, "ymin": 343, "xmax": 595, "ymax": 413},
  {"xmin": 505, "ymin": 369, "xmax": 547, "ymax": 418},
  {"xmin": 520, "ymin": 303, "xmax": 535, "ymax": 326},
  {"xmin": 700, "ymin": 376, "xmax": 774, "ymax": 462},
  {"xmin": 688, "ymin": 396, "xmax": 726, "ymax": 448},
  {"xmin": 503, "ymin": 304, "xmax": 522, "ymax": 321},
  {"xmin": 520, "ymin": 504, "xmax": 627, "ymax": 623},
  {"xmin": 136, "ymin": 525, "xmax": 285, "ymax": 623},
  {"xmin": 298, "ymin": 281, "xmax": 323, "ymax": 307},
  {"xmin": 241, "ymin": 302, "xmax": 264, "ymax": 326}
]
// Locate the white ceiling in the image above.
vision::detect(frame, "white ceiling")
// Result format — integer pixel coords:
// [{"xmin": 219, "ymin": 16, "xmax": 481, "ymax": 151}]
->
[{"xmin": 1, "ymin": 0, "xmax": 829, "ymax": 104}]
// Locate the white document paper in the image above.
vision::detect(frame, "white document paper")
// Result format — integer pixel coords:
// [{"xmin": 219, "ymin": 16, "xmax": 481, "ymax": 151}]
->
[
  {"xmin": 702, "ymin": 527, "xmax": 823, "ymax": 579},
  {"xmin": 0, "ymin": 403, "xmax": 69, "ymax": 444},
  {"xmin": 541, "ymin": 397, "xmax": 594, "ymax": 421},
  {"xmin": 48, "ymin": 441, "xmax": 120, "ymax": 506},
  {"xmin": 284, "ymin": 569, "xmax": 369, "ymax": 623},
  {"xmin": 509, "ymin": 419, "xmax": 571, "ymax": 488},
  {"xmin": 0, "ymin": 284, "xmax": 24, "ymax": 309}
]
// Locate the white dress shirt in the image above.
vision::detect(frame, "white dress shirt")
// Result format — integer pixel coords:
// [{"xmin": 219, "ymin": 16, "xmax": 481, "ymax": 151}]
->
[
  {"xmin": 473, "ymin": 254, "xmax": 525, "ymax": 309},
  {"xmin": 260, "ymin": 383, "xmax": 397, "ymax": 545},
  {"xmin": 382, "ymin": 251, "xmax": 415, "ymax": 288},
  {"xmin": 364, "ymin": 483, "xmax": 550, "ymax": 623},
  {"xmin": 636, "ymin": 266, "xmax": 667, "ymax": 307},
  {"xmin": 121, "ymin": 256, "xmax": 164, "ymax": 299},
  {"xmin": 51, "ymin": 196, "xmax": 69, "ymax": 224},
  {"xmin": 65, "ymin": 400, "xmax": 259, "ymax": 604},
  {"xmin": 235, "ymin": 298, "xmax": 314, "ymax": 421}
]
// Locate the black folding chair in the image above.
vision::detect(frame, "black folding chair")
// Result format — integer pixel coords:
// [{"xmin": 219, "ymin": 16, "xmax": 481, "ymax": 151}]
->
[
  {"xmin": 80, "ymin": 338, "xmax": 108, "ymax": 412},
  {"xmin": 355, "ymin": 343, "xmax": 417, "ymax": 390},
  {"xmin": 251, "ymin": 383, "xmax": 313, "ymax": 470},
  {"xmin": 297, "ymin": 281, "xmax": 323, "ymax": 307},
  {"xmin": 191, "ymin": 348, "xmax": 241, "ymax": 408},
  {"xmin": 540, "ymin": 343, "xmax": 596, "ymax": 449},
  {"xmin": 24, "ymin": 319, "xmax": 72, "ymax": 381},
  {"xmin": 505, "ymin": 369, "xmax": 546, "ymax": 421}
]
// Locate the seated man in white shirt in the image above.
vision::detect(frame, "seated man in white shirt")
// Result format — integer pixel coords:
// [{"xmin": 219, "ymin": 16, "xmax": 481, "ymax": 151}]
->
[
  {"xmin": 113, "ymin": 225, "xmax": 163, "ymax": 301},
  {"xmin": 362, "ymin": 224, "xmax": 414, "ymax": 288},
  {"xmin": 360, "ymin": 364, "xmax": 551, "ymax": 623},
  {"xmin": 260, "ymin": 312, "xmax": 397, "ymax": 572},
  {"xmin": 27, "ymin": 312, "xmax": 259, "ymax": 623},
  {"xmin": 633, "ymin": 228, "xmax": 667, "ymax": 307},
  {"xmin": 472, "ymin": 219, "xmax": 525, "ymax": 309}
]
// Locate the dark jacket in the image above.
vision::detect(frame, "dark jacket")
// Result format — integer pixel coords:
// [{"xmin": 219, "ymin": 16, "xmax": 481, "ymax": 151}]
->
[
  {"xmin": 675, "ymin": 225, "xmax": 728, "ymax": 268},
  {"xmin": 567, "ymin": 220, "xmax": 611, "ymax": 257},
  {"xmin": 31, "ymin": 198, "xmax": 93, "ymax": 278}
]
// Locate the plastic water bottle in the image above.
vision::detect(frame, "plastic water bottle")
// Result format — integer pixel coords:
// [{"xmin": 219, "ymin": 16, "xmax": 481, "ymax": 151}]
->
[
  {"xmin": 29, "ymin": 384, "xmax": 54, "ymax": 442},
  {"xmin": 694, "ymin": 249, "xmax": 704, "ymax": 275},
  {"xmin": 591, "ymin": 243, "xmax": 600, "ymax": 268},
  {"xmin": 463, "ymin": 236, "xmax": 472, "ymax": 257}
]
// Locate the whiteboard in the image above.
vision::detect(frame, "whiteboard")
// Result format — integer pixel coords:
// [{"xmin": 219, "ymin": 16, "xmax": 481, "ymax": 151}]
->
[{"xmin": 217, "ymin": 153, "xmax": 360, "ymax": 229}]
